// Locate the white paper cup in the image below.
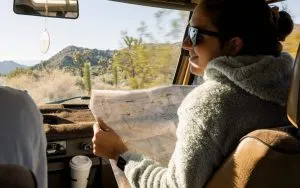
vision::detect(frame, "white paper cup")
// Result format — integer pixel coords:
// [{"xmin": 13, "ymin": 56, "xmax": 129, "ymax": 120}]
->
[{"xmin": 70, "ymin": 155, "xmax": 92, "ymax": 188}]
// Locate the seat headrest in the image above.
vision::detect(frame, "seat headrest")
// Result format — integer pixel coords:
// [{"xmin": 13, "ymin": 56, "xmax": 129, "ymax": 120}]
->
[
  {"xmin": 287, "ymin": 42, "xmax": 300, "ymax": 128},
  {"xmin": 0, "ymin": 164, "xmax": 37, "ymax": 188}
]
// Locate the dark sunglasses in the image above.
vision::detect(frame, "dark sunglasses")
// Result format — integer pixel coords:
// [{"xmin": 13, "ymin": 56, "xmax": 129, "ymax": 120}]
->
[{"xmin": 188, "ymin": 26, "xmax": 222, "ymax": 46}]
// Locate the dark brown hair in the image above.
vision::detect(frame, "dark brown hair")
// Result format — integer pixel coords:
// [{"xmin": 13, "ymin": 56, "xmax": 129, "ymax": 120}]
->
[{"xmin": 199, "ymin": 0, "xmax": 294, "ymax": 56}]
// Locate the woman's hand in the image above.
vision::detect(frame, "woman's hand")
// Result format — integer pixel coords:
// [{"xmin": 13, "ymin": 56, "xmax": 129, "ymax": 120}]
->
[{"xmin": 92, "ymin": 118, "xmax": 128, "ymax": 160}]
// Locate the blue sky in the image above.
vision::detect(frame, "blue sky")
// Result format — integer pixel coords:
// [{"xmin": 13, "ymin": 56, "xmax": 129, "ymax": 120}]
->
[{"xmin": 0, "ymin": 0, "xmax": 299, "ymax": 66}]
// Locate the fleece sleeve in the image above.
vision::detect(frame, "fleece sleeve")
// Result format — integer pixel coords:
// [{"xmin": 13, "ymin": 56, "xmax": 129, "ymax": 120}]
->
[{"xmin": 122, "ymin": 102, "xmax": 225, "ymax": 188}]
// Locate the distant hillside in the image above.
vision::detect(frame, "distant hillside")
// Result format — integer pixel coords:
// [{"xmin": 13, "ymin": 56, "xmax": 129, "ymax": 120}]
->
[
  {"xmin": 33, "ymin": 45, "xmax": 115, "ymax": 70},
  {"xmin": 31, "ymin": 44, "xmax": 182, "ymax": 77},
  {"xmin": 0, "ymin": 61, "xmax": 27, "ymax": 74}
]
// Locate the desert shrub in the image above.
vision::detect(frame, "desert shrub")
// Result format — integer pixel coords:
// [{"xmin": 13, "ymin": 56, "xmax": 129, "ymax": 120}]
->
[
  {"xmin": 0, "ymin": 77, "xmax": 6, "ymax": 86},
  {"xmin": 5, "ymin": 69, "xmax": 82, "ymax": 104},
  {"xmin": 7, "ymin": 68, "xmax": 35, "ymax": 79},
  {"xmin": 91, "ymin": 76, "xmax": 131, "ymax": 90}
]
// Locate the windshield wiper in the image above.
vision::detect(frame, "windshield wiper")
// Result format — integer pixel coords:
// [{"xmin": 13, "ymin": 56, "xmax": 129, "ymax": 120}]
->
[{"xmin": 46, "ymin": 96, "xmax": 90, "ymax": 104}]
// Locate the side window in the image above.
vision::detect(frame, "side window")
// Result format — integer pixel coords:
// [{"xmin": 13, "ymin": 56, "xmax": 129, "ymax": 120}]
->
[
  {"xmin": 283, "ymin": 24, "xmax": 300, "ymax": 58},
  {"xmin": 281, "ymin": 1, "xmax": 300, "ymax": 58}
]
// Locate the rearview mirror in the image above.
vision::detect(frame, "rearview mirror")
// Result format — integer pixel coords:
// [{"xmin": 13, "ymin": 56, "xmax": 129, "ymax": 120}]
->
[{"xmin": 14, "ymin": 0, "xmax": 79, "ymax": 19}]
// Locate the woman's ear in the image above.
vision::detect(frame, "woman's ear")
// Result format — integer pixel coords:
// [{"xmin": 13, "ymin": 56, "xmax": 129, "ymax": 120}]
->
[{"xmin": 223, "ymin": 37, "xmax": 243, "ymax": 55}]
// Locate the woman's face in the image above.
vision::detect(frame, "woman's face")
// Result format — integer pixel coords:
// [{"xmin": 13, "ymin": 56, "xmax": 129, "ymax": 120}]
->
[{"xmin": 182, "ymin": 5, "xmax": 223, "ymax": 76}]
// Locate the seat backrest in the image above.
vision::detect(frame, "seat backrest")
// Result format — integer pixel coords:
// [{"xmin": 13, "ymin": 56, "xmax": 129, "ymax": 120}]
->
[
  {"xmin": 0, "ymin": 164, "xmax": 37, "ymax": 188},
  {"xmin": 205, "ymin": 127, "xmax": 300, "ymax": 188},
  {"xmin": 206, "ymin": 43, "xmax": 300, "ymax": 188}
]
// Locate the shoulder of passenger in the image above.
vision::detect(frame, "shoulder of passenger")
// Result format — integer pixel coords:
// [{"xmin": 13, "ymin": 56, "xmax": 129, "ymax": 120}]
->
[
  {"xmin": 0, "ymin": 86, "xmax": 27, "ymax": 96},
  {"xmin": 0, "ymin": 87, "xmax": 35, "ymax": 108}
]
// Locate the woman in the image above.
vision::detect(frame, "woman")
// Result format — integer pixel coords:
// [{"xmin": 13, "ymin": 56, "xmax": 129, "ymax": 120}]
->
[{"xmin": 92, "ymin": 0, "xmax": 295, "ymax": 187}]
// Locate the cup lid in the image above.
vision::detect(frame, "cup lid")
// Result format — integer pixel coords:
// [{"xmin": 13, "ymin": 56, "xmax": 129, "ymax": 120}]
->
[{"xmin": 69, "ymin": 155, "xmax": 92, "ymax": 170}]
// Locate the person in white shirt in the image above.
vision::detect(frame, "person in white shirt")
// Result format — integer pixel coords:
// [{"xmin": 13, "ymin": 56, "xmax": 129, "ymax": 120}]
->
[{"xmin": 0, "ymin": 87, "xmax": 47, "ymax": 188}]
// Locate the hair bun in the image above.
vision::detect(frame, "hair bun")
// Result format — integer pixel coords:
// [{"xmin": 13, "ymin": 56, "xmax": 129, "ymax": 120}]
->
[{"xmin": 276, "ymin": 11, "xmax": 294, "ymax": 41}]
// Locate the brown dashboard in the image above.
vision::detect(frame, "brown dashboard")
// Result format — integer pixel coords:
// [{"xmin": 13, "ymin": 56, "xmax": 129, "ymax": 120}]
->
[{"xmin": 39, "ymin": 104, "xmax": 118, "ymax": 188}]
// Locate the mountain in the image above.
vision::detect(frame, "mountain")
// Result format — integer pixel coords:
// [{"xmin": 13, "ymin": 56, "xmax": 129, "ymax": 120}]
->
[
  {"xmin": 0, "ymin": 61, "xmax": 27, "ymax": 75},
  {"xmin": 16, "ymin": 60, "xmax": 40, "ymax": 66},
  {"xmin": 33, "ymin": 45, "xmax": 115, "ymax": 70}
]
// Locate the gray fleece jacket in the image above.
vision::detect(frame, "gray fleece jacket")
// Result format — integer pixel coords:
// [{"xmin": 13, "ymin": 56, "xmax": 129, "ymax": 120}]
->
[{"xmin": 122, "ymin": 52, "xmax": 294, "ymax": 188}]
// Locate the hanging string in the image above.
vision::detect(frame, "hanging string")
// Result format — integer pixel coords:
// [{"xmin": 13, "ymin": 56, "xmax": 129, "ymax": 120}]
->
[
  {"xmin": 45, "ymin": 0, "xmax": 48, "ymax": 30},
  {"xmin": 41, "ymin": 0, "xmax": 50, "ymax": 54},
  {"xmin": 44, "ymin": 17, "xmax": 47, "ymax": 31},
  {"xmin": 44, "ymin": 0, "xmax": 48, "ymax": 31},
  {"xmin": 45, "ymin": 0, "xmax": 48, "ymax": 15}
]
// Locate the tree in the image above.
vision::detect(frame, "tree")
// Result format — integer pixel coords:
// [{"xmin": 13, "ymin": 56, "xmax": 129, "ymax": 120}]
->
[
  {"xmin": 154, "ymin": 10, "xmax": 189, "ymax": 42},
  {"xmin": 137, "ymin": 21, "xmax": 154, "ymax": 42},
  {"xmin": 113, "ymin": 65, "xmax": 118, "ymax": 87},
  {"xmin": 112, "ymin": 34, "xmax": 174, "ymax": 89},
  {"xmin": 72, "ymin": 51, "xmax": 84, "ymax": 77},
  {"xmin": 112, "ymin": 35, "xmax": 145, "ymax": 89},
  {"xmin": 83, "ymin": 61, "xmax": 92, "ymax": 96},
  {"xmin": 165, "ymin": 11, "xmax": 189, "ymax": 40},
  {"xmin": 111, "ymin": 11, "xmax": 187, "ymax": 89}
]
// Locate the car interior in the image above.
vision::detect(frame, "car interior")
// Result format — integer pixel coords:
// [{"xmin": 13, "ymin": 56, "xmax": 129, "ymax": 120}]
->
[{"xmin": 1, "ymin": 0, "xmax": 299, "ymax": 188}]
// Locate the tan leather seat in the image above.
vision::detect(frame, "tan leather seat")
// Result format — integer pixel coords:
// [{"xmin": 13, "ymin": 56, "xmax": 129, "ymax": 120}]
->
[
  {"xmin": 206, "ymin": 43, "xmax": 300, "ymax": 188},
  {"xmin": 0, "ymin": 164, "xmax": 37, "ymax": 188},
  {"xmin": 206, "ymin": 127, "xmax": 300, "ymax": 188}
]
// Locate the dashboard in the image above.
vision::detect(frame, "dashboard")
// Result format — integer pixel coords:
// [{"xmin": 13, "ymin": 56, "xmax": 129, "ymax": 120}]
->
[{"xmin": 40, "ymin": 104, "xmax": 118, "ymax": 188}]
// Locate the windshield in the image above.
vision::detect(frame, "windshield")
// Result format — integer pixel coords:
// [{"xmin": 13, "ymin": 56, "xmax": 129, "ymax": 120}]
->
[
  {"xmin": 0, "ymin": 0, "xmax": 299, "ymax": 104},
  {"xmin": 0, "ymin": 1, "xmax": 189, "ymax": 104}
]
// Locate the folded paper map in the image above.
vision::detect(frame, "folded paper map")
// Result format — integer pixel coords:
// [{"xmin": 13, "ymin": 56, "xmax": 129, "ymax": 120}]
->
[{"xmin": 89, "ymin": 85, "xmax": 195, "ymax": 165}]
